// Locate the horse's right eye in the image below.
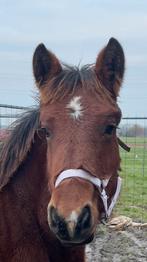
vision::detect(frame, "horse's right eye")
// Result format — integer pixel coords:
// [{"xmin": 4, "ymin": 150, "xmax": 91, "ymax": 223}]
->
[{"xmin": 38, "ymin": 127, "xmax": 51, "ymax": 139}]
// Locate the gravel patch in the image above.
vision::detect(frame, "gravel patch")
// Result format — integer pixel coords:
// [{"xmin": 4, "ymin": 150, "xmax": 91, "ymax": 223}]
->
[{"xmin": 86, "ymin": 225, "xmax": 147, "ymax": 262}]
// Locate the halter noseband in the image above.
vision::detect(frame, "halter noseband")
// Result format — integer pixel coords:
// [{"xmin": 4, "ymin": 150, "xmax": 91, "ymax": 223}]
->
[
  {"xmin": 54, "ymin": 139, "xmax": 130, "ymax": 219},
  {"xmin": 55, "ymin": 169, "xmax": 122, "ymax": 219}
]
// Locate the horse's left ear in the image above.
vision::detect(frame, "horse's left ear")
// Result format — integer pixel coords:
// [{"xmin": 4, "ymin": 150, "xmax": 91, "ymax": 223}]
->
[{"xmin": 95, "ymin": 38, "xmax": 125, "ymax": 98}]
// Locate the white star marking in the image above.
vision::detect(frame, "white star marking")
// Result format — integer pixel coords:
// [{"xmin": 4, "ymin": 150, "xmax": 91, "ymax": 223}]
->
[{"xmin": 66, "ymin": 96, "xmax": 83, "ymax": 119}]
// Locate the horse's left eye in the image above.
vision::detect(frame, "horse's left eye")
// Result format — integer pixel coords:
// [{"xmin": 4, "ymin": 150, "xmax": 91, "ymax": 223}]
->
[{"xmin": 104, "ymin": 125, "xmax": 116, "ymax": 135}]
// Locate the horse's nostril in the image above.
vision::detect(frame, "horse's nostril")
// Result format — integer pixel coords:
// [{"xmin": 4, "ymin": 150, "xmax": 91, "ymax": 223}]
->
[
  {"xmin": 49, "ymin": 206, "xmax": 58, "ymax": 227},
  {"xmin": 76, "ymin": 205, "xmax": 91, "ymax": 231},
  {"xmin": 49, "ymin": 206, "xmax": 69, "ymax": 240}
]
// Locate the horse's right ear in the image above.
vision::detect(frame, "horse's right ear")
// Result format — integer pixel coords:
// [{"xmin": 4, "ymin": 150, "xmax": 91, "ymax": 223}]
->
[{"xmin": 33, "ymin": 44, "xmax": 62, "ymax": 88}]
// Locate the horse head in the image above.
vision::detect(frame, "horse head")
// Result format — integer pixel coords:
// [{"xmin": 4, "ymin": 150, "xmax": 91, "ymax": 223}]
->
[{"xmin": 33, "ymin": 38, "xmax": 125, "ymax": 245}]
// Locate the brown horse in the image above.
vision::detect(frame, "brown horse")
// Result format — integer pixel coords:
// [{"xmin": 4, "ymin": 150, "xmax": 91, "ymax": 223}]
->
[{"xmin": 0, "ymin": 38, "xmax": 125, "ymax": 262}]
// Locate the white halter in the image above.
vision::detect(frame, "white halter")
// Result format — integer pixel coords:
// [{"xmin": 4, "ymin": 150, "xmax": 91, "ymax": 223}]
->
[{"xmin": 55, "ymin": 169, "xmax": 122, "ymax": 218}]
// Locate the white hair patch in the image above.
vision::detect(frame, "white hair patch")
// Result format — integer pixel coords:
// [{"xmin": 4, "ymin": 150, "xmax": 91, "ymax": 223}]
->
[
  {"xmin": 66, "ymin": 211, "xmax": 78, "ymax": 236},
  {"xmin": 66, "ymin": 96, "xmax": 83, "ymax": 119},
  {"xmin": 67, "ymin": 211, "xmax": 78, "ymax": 224}
]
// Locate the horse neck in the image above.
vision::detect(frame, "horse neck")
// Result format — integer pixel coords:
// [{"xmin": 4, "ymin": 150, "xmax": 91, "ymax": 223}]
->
[
  {"xmin": 5, "ymin": 134, "xmax": 49, "ymax": 208},
  {"xmin": 22, "ymin": 134, "xmax": 48, "ymax": 200}
]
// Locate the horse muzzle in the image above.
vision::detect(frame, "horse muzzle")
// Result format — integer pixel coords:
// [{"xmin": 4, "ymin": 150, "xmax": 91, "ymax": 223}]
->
[{"xmin": 48, "ymin": 204, "xmax": 94, "ymax": 245}]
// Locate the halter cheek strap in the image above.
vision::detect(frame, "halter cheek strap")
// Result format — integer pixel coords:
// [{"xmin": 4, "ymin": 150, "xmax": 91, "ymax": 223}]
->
[{"xmin": 55, "ymin": 169, "xmax": 122, "ymax": 218}]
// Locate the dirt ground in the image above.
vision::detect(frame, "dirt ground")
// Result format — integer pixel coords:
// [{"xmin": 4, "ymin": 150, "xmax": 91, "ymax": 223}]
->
[{"xmin": 86, "ymin": 225, "xmax": 147, "ymax": 262}]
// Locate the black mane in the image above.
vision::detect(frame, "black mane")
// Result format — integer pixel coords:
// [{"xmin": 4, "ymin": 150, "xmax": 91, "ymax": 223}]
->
[
  {"xmin": 40, "ymin": 64, "xmax": 113, "ymax": 104},
  {"xmin": 0, "ymin": 108, "xmax": 40, "ymax": 190}
]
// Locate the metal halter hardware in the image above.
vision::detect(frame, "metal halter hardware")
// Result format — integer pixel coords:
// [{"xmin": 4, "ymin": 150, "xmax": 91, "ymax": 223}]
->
[{"xmin": 55, "ymin": 169, "xmax": 122, "ymax": 218}]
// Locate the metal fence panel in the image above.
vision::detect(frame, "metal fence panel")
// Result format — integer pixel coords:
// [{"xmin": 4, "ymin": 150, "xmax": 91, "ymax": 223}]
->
[
  {"xmin": 0, "ymin": 104, "xmax": 29, "ymax": 128},
  {"xmin": 116, "ymin": 118, "xmax": 147, "ymax": 222}
]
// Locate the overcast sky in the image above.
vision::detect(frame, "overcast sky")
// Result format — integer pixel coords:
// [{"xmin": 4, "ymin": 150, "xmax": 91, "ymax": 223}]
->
[{"xmin": 0, "ymin": 0, "xmax": 147, "ymax": 117}]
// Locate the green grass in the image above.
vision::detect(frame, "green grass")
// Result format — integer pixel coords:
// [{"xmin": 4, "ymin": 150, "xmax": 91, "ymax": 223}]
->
[{"xmin": 114, "ymin": 137, "xmax": 147, "ymax": 222}]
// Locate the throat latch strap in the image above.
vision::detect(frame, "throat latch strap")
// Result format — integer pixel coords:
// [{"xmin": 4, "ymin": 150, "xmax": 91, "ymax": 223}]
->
[
  {"xmin": 117, "ymin": 137, "xmax": 131, "ymax": 152},
  {"xmin": 55, "ymin": 169, "xmax": 122, "ymax": 218}
]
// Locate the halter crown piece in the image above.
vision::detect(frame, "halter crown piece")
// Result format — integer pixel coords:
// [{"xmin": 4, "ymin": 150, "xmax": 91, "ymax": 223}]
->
[{"xmin": 55, "ymin": 169, "xmax": 122, "ymax": 219}]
